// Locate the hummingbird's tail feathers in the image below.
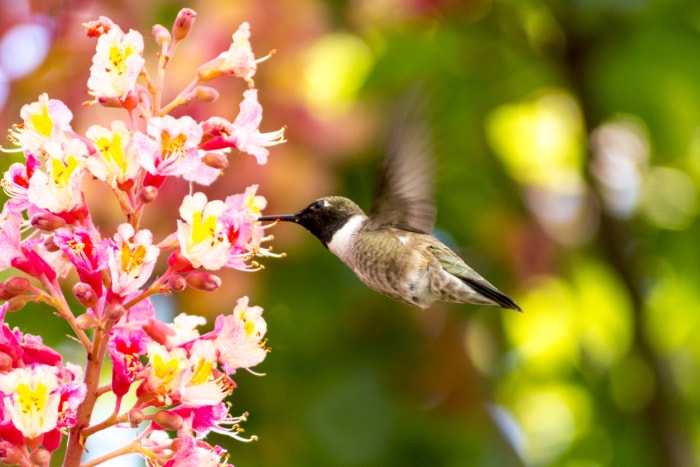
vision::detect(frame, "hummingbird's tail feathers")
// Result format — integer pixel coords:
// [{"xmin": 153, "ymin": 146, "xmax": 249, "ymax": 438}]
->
[{"xmin": 460, "ymin": 277, "xmax": 522, "ymax": 312}]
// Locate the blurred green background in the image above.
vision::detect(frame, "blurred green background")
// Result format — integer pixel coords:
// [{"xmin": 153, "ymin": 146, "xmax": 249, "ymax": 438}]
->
[{"xmin": 2, "ymin": 0, "xmax": 700, "ymax": 466}]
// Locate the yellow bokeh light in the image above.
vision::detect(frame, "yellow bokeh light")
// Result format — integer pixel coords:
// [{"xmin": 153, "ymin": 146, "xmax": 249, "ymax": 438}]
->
[
  {"xmin": 303, "ymin": 33, "xmax": 373, "ymax": 114},
  {"xmin": 486, "ymin": 90, "xmax": 585, "ymax": 193},
  {"xmin": 511, "ymin": 384, "xmax": 593, "ymax": 466},
  {"xmin": 503, "ymin": 259, "xmax": 632, "ymax": 375}
]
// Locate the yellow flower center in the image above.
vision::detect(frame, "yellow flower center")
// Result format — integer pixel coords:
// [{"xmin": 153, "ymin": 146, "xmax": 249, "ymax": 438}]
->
[
  {"xmin": 96, "ymin": 133, "xmax": 128, "ymax": 172},
  {"xmin": 50, "ymin": 155, "xmax": 80, "ymax": 188},
  {"xmin": 120, "ymin": 242, "xmax": 146, "ymax": 274},
  {"xmin": 190, "ymin": 358, "xmax": 214, "ymax": 386},
  {"xmin": 152, "ymin": 353, "xmax": 180, "ymax": 389},
  {"xmin": 17, "ymin": 382, "xmax": 49, "ymax": 417},
  {"xmin": 191, "ymin": 210, "xmax": 218, "ymax": 244},
  {"xmin": 160, "ymin": 131, "xmax": 187, "ymax": 161},
  {"xmin": 31, "ymin": 104, "xmax": 53, "ymax": 137},
  {"xmin": 109, "ymin": 43, "xmax": 136, "ymax": 75}
]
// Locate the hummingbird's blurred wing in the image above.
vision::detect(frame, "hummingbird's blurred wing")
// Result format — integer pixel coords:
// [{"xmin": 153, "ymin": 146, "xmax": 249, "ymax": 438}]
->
[{"xmin": 368, "ymin": 88, "xmax": 436, "ymax": 234}]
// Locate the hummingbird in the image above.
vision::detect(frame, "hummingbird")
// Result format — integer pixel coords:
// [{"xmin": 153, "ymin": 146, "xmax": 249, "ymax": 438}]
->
[{"xmin": 260, "ymin": 92, "xmax": 521, "ymax": 312}]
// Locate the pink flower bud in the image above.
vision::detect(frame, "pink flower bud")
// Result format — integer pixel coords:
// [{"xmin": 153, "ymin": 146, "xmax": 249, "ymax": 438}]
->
[
  {"xmin": 3, "ymin": 276, "xmax": 31, "ymax": 295},
  {"xmin": 105, "ymin": 304, "xmax": 126, "ymax": 321},
  {"xmin": 168, "ymin": 274, "xmax": 187, "ymax": 292},
  {"xmin": 144, "ymin": 318, "xmax": 176, "ymax": 345},
  {"xmin": 73, "ymin": 282, "xmax": 98, "ymax": 308},
  {"xmin": 31, "ymin": 212, "xmax": 66, "ymax": 231},
  {"xmin": 193, "ymin": 86, "xmax": 219, "ymax": 102},
  {"xmin": 75, "ymin": 313, "xmax": 97, "ymax": 330},
  {"xmin": 96, "ymin": 95, "xmax": 124, "ymax": 107},
  {"xmin": 202, "ymin": 151, "xmax": 229, "ymax": 170},
  {"xmin": 0, "ymin": 442, "xmax": 23, "ymax": 466},
  {"xmin": 29, "ymin": 449, "xmax": 50, "ymax": 467},
  {"xmin": 196, "ymin": 60, "xmax": 224, "ymax": 82},
  {"xmin": 154, "ymin": 410, "xmax": 183, "ymax": 431},
  {"xmin": 172, "ymin": 8, "xmax": 196, "ymax": 41},
  {"xmin": 152, "ymin": 24, "xmax": 171, "ymax": 46},
  {"xmin": 0, "ymin": 352, "xmax": 12, "ymax": 372},
  {"xmin": 82, "ymin": 16, "xmax": 116, "ymax": 37},
  {"xmin": 44, "ymin": 235, "xmax": 59, "ymax": 252},
  {"xmin": 186, "ymin": 271, "xmax": 222, "ymax": 291},
  {"xmin": 128, "ymin": 408, "xmax": 145, "ymax": 427},
  {"xmin": 7, "ymin": 296, "xmax": 27, "ymax": 312},
  {"xmin": 139, "ymin": 186, "xmax": 159, "ymax": 204}
]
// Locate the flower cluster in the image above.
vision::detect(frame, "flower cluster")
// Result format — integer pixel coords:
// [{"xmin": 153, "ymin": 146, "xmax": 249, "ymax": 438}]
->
[{"xmin": 0, "ymin": 9, "xmax": 283, "ymax": 467}]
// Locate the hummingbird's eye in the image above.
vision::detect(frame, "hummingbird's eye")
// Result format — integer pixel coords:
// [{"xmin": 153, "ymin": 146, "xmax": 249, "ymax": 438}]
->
[{"xmin": 313, "ymin": 200, "xmax": 325, "ymax": 209}]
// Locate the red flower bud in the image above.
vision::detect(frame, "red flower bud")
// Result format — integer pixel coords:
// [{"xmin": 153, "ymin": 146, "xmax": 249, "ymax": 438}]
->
[
  {"xmin": 75, "ymin": 313, "xmax": 97, "ymax": 331},
  {"xmin": 139, "ymin": 186, "xmax": 159, "ymax": 204},
  {"xmin": 104, "ymin": 304, "xmax": 126, "ymax": 321},
  {"xmin": 201, "ymin": 151, "xmax": 229, "ymax": 170},
  {"xmin": 168, "ymin": 274, "xmax": 187, "ymax": 292},
  {"xmin": 29, "ymin": 449, "xmax": 50, "ymax": 467},
  {"xmin": 7, "ymin": 296, "xmax": 27, "ymax": 312},
  {"xmin": 31, "ymin": 212, "xmax": 66, "ymax": 231},
  {"xmin": 3, "ymin": 276, "xmax": 31, "ymax": 296},
  {"xmin": 172, "ymin": 8, "xmax": 196, "ymax": 41},
  {"xmin": 186, "ymin": 271, "xmax": 222, "ymax": 291},
  {"xmin": 73, "ymin": 282, "xmax": 98, "ymax": 308},
  {"xmin": 129, "ymin": 408, "xmax": 145, "ymax": 427},
  {"xmin": 152, "ymin": 24, "xmax": 171, "ymax": 46},
  {"xmin": 154, "ymin": 410, "xmax": 183, "ymax": 431}
]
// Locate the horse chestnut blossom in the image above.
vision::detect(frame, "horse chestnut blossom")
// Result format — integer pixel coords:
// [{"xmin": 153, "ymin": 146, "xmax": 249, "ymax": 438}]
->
[{"xmin": 0, "ymin": 8, "xmax": 284, "ymax": 467}]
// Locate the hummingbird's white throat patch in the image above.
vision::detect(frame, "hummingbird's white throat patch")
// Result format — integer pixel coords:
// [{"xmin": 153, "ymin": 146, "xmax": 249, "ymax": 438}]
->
[{"xmin": 327, "ymin": 214, "xmax": 365, "ymax": 261}]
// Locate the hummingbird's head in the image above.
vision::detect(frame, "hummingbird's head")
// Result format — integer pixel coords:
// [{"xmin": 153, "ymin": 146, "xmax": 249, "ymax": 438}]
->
[{"xmin": 259, "ymin": 196, "xmax": 365, "ymax": 246}]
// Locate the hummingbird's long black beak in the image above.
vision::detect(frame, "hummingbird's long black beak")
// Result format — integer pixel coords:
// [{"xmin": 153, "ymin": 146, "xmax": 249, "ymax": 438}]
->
[{"xmin": 258, "ymin": 213, "xmax": 299, "ymax": 223}]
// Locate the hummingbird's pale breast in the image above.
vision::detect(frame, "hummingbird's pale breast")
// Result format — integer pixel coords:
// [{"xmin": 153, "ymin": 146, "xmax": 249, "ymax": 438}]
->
[{"xmin": 328, "ymin": 219, "xmax": 436, "ymax": 308}]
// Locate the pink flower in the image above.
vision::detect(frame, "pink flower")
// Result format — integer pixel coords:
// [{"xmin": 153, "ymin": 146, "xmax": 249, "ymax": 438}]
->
[
  {"xmin": 27, "ymin": 139, "xmax": 88, "ymax": 214},
  {"xmin": 207, "ymin": 296, "xmax": 268, "ymax": 373},
  {"xmin": 0, "ymin": 208, "xmax": 55, "ymax": 281},
  {"xmin": 0, "ymin": 365, "xmax": 62, "ymax": 439},
  {"xmin": 0, "ymin": 207, "xmax": 23, "ymax": 271},
  {"xmin": 85, "ymin": 120, "xmax": 140, "ymax": 188},
  {"xmin": 106, "ymin": 223, "xmax": 159, "ymax": 296},
  {"xmin": 219, "ymin": 185, "xmax": 267, "ymax": 269},
  {"xmin": 2, "ymin": 163, "xmax": 33, "ymax": 211},
  {"xmin": 168, "ymin": 403, "xmax": 251, "ymax": 442},
  {"xmin": 199, "ymin": 90, "xmax": 285, "ymax": 164},
  {"xmin": 55, "ymin": 363, "xmax": 86, "ymax": 431},
  {"xmin": 8, "ymin": 94, "xmax": 73, "ymax": 152},
  {"xmin": 231, "ymin": 89, "xmax": 285, "ymax": 164},
  {"xmin": 143, "ymin": 427, "xmax": 233, "ymax": 467},
  {"xmin": 53, "ymin": 227, "xmax": 106, "ymax": 295},
  {"xmin": 134, "ymin": 115, "xmax": 218, "ymax": 185},
  {"xmin": 197, "ymin": 22, "xmax": 259, "ymax": 85},
  {"xmin": 176, "ymin": 193, "xmax": 230, "ymax": 270},
  {"xmin": 87, "ymin": 25, "xmax": 145, "ymax": 105},
  {"xmin": 0, "ymin": 306, "xmax": 86, "ymax": 443},
  {"xmin": 108, "ymin": 326, "xmax": 150, "ymax": 397},
  {"xmin": 107, "ymin": 299, "xmax": 157, "ymax": 396}
]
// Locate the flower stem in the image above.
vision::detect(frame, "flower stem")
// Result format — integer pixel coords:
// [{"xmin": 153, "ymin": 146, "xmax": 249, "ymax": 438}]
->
[
  {"xmin": 62, "ymin": 317, "xmax": 116, "ymax": 467},
  {"xmin": 78, "ymin": 439, "xmax": 141, "ymax": 467}
]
